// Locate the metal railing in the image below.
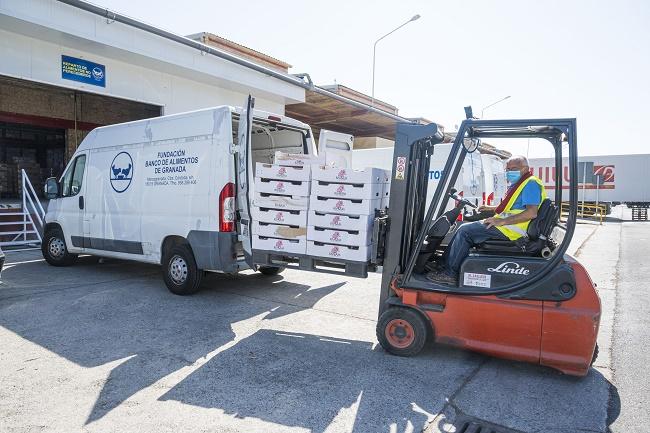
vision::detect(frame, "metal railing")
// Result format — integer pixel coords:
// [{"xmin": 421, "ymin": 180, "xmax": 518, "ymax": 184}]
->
[
  {"xmin": 560, "ymin": 202, "xmax": 608, "ymax": 224},
  {"xmin": 0, "ymin": 170, "xmax": 45, "ymax": 247}
]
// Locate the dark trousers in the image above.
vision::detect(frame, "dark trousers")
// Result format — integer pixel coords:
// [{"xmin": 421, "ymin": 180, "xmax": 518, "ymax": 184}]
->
[{"xmin": 442, "ymin": 221, "xmax": 509, "ymax": 275}]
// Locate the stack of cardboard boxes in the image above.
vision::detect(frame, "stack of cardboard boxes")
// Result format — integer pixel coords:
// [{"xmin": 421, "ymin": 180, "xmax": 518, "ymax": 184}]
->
[
  {"xmin": 251, "ymin": 152, "xmax": 390, "ymax": 264},
  {"xmin": 251, "ymin": 152, "xmax": 319, "ymax": 255},
  {"xmin": 307, "ymin": 166, "xmax": 389, "ymax": 262}
]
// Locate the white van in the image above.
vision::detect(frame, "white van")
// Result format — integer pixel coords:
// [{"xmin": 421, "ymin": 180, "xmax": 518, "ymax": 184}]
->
[{"xmin": 42, "ymin": 98, "xmax": 319, "ymax": 295}]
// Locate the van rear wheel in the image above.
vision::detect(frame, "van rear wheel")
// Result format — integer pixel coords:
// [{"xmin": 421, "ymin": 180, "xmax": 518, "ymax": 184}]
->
[
  {"xmin": 162, "ymin": 244, "xmax": 203, "ymax": 296},
  {"xmin": 258, "ymin": 266, "xmax": 285, "ymax": 276},
  {"xmin": 42, "ymin": 228, "xmax": 77, "ymax": 266}
]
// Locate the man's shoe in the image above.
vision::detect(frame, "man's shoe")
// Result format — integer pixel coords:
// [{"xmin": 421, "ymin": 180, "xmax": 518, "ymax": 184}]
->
[{"xmin": 426, "ymin": 270, "xmax": 458, "ymax": 286}]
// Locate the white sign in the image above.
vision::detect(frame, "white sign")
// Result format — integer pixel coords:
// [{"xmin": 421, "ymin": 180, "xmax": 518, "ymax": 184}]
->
[{"xmin": 463, "ymin": 272, "xmax": 492, "ymax": 288}]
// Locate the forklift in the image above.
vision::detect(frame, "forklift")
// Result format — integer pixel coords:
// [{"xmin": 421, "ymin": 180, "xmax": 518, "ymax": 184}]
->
[{"xmin": 373, "ymin": 115, "xmax": 601, "ymax": 377}]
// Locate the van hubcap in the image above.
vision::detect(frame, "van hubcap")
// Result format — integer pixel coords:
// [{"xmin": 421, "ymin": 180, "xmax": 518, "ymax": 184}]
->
[
  {"xmin": 169, "ymin": 255, "xmax": 188, "ymax": 284},
  {"xmin": 49, "ymin": 238, "xmax": 65, "ymax": 258}
]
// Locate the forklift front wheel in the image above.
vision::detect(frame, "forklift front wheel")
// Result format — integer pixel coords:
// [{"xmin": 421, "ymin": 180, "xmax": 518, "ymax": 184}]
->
[{"xmin": 377, "ymin": 307, "xmax": 429, "ymax": 357}]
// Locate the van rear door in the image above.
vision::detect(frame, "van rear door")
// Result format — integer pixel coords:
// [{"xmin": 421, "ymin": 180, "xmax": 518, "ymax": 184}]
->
[
  {"xmin": 318, "ymin": 130, "xmax": 354, "ymax": 168},
  {"xmin": 235, "ymin": 96, "xmax": 255, "ymax": 265}
]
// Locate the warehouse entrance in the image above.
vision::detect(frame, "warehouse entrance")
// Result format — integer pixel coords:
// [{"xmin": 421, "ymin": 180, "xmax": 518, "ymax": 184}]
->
[{"xmin": 0, "ymin": 75, "xmax": 162, "ymax": 200}]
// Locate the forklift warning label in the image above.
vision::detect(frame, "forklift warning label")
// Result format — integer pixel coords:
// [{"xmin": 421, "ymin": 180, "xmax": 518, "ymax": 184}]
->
[
  {"xmin": 463, "ymin": 272, "xmax": 492, "ymax": 288},
  {"xmin": 395, "ymin": 157, "xmax": 406, "ymax": 180}
]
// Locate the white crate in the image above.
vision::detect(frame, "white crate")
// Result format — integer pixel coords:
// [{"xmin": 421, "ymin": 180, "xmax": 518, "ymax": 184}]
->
[
  {"xmin": 311, "ymin": 181, "xmax": 386, "ymax": 200},
  {"xmin": 274, "ymin": 151, "xmax": 324, "ymax": 167},
  {"xmin": 311, "ymin": 166, "xmax": 390, "ymax": 184},
  {"xmin": 252, "ymin": 192, "xmax": 308, "ymax": 211},
  {"xmin": 307, "ymin": 226, "xmax": 372, "ymax": 246},
  {"xmin": 255, "ymin": 177, "xmax": 310, "ymax": 196},
  {"xmin": 252, "ymin": 207, "xmax": 308, "ymax": 226},
  {"xmin": 253, "ymin": 235, "xmax": 306, "ymax": 255},
  {"xmin": 255, "ymin": 163, "xmax": 311, "ymax": 181},
  {"xmin": 381, "ymin": 196, "xmax": 390, "ymax": 209},
  {"xmin": 308, "ymin": 211, "xmax": 374, "ymax": 232},
  {"xmin": 307, "ymin": 241, "xmax": 371, "ymax": 262},
  {"xmin": 252, "ymin": 221, "xmax": 306, "ymax": 240},
  {"xmin": 309, "ymin": 197, "xmax": 382, "ymax": 215}
]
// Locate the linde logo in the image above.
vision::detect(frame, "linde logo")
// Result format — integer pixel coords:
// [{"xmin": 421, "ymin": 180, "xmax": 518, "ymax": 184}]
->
[
  {"xmin": 336, "ymin": 170, "xmax": 348, "ymax": 180},
  {"xmin": 487, "ymin": 262, "xmax": 530, "ymax": 275}
]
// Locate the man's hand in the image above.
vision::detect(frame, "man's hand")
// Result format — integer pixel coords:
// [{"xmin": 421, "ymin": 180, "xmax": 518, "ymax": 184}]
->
[
  {"xmin": 483, "ymin": 217, "xmax": 505, "ymax": 229},
  {"xmin": 478, "ymin": 205, "xmax": 496, "ymax": 213}
]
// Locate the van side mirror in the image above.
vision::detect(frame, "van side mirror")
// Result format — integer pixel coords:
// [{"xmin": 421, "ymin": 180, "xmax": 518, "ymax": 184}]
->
[{"xmin": 44, "ymin": 177, "xmax": 60, "ymax": 199}]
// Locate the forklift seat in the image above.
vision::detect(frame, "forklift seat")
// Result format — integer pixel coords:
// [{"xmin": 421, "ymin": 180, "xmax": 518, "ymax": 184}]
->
[{"xmin": 474, "ymin": 199, "xmax": 559, "ymax": 257}]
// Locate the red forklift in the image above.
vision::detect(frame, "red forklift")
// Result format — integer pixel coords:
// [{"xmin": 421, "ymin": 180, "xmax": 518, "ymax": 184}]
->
[{"xmin": 374, "ymin": 115, "xmax": 600, "ymax": 376}]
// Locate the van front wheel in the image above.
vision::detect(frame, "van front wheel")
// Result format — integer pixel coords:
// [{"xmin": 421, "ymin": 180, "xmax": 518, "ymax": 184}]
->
[
  {"xmin": 162, "ymin": 244, "xmax": 203, "ymax": 296},
  {"xmin": 42, "ymin": 228, "xmax": 77, "ymax": 266}
]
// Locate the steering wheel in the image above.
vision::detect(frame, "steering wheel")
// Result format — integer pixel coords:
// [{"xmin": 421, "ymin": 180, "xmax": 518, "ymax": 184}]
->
[{"xmin": 448, "ymin": 188, "xmax": 477, "ymax": 209}]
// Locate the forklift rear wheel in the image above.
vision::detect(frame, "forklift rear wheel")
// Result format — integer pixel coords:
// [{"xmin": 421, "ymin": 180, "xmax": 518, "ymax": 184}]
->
[
  {"xmin": 377, "ymin": 307, "xmax": 429, "ymax": 357},
  {"xmin": 258, "ymin": 266, "xmax": 285, "ymax": 276}
]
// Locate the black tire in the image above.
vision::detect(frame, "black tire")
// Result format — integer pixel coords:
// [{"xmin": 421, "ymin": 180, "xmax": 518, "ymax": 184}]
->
[
  {"xmin": 258, "ymin": 266, "xmax": 285, "ymax": 276},
  {"xmin": 377, "ymin": 307, "xmax": 429, "ymax": 357},
  {"xmin": 42, "ymin": 228, "xmax": 77, "ymax": 266},
  {"xmin": 162, "ymin": 244, "xmax": 203, "ymax": 296}
]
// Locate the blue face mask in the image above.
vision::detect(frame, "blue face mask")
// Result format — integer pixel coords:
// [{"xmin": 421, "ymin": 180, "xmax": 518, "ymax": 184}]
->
[{"xmin": 506, "ymin": 170, "xmax": 522, "ymax": 183}]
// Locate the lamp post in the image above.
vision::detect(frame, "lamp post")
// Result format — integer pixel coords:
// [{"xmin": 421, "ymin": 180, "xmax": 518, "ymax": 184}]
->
[
  {"xmin": 480, "ymin": 95, "xmax": 511, "ymax": 118},
  {"xmin": 371, "ymin": 14, "xmax": 421, "ymax": 106}
]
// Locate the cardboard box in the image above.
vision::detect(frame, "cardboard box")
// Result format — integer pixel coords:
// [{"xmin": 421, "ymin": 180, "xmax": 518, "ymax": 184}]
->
[
  {"xmin": 306, "ymin": 241, "xmax": 371, "ymax": 262},
  {"xmin": 253, "ymin": 235, "xmax": 306, "ymax": 255},
  {"xmin": 255, "ymin": 177, "xmax": 310, "ymax": 196},
  {"xmin": 274, "ymin": 151, "xmax": 324, "ymax": 167},
  {"xmin": 311, "ymin": 166, "xmax": 390, "ymax": 184},
  {"xmin": 255, "ymin": 163, "xmax": 311, "ymax": 181},
  {"xmin": 308, "ymin": 211, "xmax": 375, "ymax": 232},
  {"xmin": 309, "ymin": 197, "xmax": 382, "ymax": 215},
  {"xmin": 252, "ymin": 207, "xmax": 308, "ymax": 226},
  {"xmin": 252, "ymin": 192, "xmax": 308, "ymax": 211},
  {"xmin": 252, "ymin": 221, "xmax": 306, "ymax": 240},
  {"xmin": 307, "ymin": 226, "xmax": 372, "ymax": 246},
  {"xmin": 311, "ymin": 181, "xmax": 386, "ymax": 200}
]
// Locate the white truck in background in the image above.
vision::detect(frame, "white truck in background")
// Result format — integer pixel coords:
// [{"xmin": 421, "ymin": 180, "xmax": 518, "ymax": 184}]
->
[
  {"xmin": 351, "ymin": 145, "xmax": 507, "ymax": 214},
  {"xmin": 528, "ymin": 154, "xmax": 650, "ymax": 213}
]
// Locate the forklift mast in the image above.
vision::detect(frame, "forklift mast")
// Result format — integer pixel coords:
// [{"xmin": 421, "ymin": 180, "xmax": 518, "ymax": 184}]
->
[{"xmin": 379, "ymin": 118, "xmax": 578, "ymax": 313}]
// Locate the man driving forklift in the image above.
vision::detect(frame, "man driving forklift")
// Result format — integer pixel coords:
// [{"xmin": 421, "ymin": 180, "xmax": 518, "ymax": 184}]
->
[{"xmin": 429, "ymin": 155, "xmax": 547, "ymax": 284}]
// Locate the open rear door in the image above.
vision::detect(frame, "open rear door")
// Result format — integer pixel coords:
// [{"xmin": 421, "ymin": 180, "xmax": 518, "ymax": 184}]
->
[
  {"xmin": 318, "ymin": 130, "xmax": 354, "ymax": 168},
  {"xmin": 236, "ymin": 95, "xmax": 255, "ymax": 266}
]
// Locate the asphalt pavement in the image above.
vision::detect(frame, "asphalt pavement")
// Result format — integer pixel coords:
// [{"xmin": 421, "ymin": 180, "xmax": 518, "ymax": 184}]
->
[{"xmin": 0, "ymin": 217, "xmax": 646, "ymax": 433}]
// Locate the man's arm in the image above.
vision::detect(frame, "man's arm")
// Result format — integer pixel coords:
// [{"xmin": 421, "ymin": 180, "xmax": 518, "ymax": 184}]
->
[{"xmin": 484, "ymin": 204, "xmax": 538, "ymax": 229}]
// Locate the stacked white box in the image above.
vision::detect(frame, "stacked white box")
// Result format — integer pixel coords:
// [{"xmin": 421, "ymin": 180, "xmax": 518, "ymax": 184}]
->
[
  {"xmin": 307, "ymin": 166, "xmax": 390, "ymax": 262},
  {"xmin": 252, "ymin": 161, "xmax": 312, "ymax": 254}
]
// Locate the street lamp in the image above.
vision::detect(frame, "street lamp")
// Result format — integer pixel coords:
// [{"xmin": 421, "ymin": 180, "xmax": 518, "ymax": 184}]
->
[
  {"xmin": 371, "ymin": 14, "xmax": 421, "ymax": 106},
  {"xmin": 480, "ymin": 95, "xmax": 511, "ymax": 118}
]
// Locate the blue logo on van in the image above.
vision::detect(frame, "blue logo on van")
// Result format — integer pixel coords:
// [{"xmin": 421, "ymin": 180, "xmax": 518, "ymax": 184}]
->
[{"xmin": 110, "ymin": 152, "xmax": 133, "ymax": 193}]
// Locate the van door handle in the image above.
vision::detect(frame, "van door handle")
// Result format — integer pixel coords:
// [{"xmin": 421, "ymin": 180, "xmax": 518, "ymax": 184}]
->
[{"xmin": 79, "ymin": 195, "xmax": 84, "ymax": 210}]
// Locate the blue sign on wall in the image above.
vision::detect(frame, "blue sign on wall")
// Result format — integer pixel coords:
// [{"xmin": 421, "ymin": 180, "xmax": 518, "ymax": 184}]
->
[{"xmin": 61, "ymin": 55, "xmax": 106, "ymax": 87}]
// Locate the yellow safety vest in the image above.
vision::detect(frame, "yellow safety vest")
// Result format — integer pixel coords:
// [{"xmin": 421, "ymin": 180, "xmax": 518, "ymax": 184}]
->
[{"xmin": 495, "ymin": 176, "xmax": 547, "ymax": 241}]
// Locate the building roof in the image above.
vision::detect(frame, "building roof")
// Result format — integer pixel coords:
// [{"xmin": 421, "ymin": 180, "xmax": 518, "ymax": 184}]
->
[{"xmin": 187, "ymin": 32, "xmax": 292, "ymax": 73}]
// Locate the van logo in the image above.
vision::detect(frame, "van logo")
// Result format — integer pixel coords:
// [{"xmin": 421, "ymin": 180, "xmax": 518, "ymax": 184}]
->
[
  {"xmin": 487, "ymin": 261, "xmax": 530, "ymax": 275},
  {"xmin": 110, "ymin": 151, "xmax": 134, "ymax": 193}
]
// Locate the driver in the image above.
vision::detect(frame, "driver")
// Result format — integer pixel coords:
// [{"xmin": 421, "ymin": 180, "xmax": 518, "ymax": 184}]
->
[{"xmin": 428, "ymin": 155, "xmax": 547, "ymax": 285}]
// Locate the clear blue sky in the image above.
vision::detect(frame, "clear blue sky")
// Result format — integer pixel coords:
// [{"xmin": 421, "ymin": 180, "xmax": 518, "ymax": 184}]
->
[{"xmin": 97, "ymin": 0, "xmax": 648, "ymax": 157}]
